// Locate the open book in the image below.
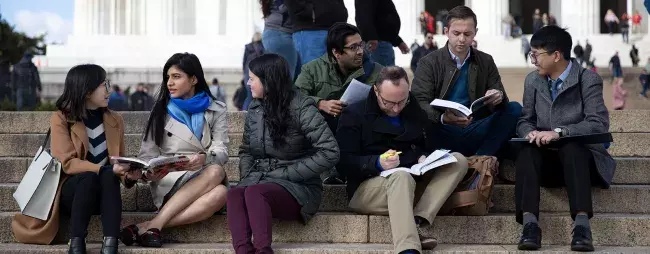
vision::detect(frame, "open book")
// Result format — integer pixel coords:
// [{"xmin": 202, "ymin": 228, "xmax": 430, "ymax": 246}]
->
[
  {"xmin": 110, "ymin": 155, "xmax": 190, "ymax": 174},
  {"xmin": 380, "ymin": 150, "xmax": 458, "ymax": 177},
  {"xmin": 429, "ymin": 92, "xmax": 498, "ymax": 117},
  {"xmin": 340, "ymin": 79, "xmax": 371, "ymax": 105}
]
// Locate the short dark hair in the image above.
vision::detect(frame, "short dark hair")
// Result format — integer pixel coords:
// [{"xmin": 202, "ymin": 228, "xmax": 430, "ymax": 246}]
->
[
  {"xmin": 446, "ymin": 6, "xmax": 477, "ymax": 28},
  {"xmin": 327, "ymin": 22, "xmax": 361, "ymax": 60},
  {"xmin": 212, "ymin": 78, "xmax": 219, "ymax": 84},
  {"xmin": 375, "ymin": 66, "xmax": 409, "ymax": 87},
  {"xmin": 530, "ymin": 25, "xmax": 572, "ymax": 60}
]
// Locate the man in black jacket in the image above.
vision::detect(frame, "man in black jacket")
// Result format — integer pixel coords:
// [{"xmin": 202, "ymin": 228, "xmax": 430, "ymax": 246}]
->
[
  {"xmin": 355, "ymin": 0, "xmax": 410, "ymax": 66},
  {"xmin": 336, "ymin": 66, "xmax": 468, "ymax": 254},
  {"xmin": 411, "ymin": 6, "xmax": 522, "ymax": 158},
  {"xmin": 285, "ymin": 0, "xmax": 348, "ymax": 67}
]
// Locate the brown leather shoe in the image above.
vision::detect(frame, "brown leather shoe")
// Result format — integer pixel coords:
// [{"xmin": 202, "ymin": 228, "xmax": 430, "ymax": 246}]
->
[{"xmin": 419, "ymin": 234, "xmax": 438, "ymax": 250}]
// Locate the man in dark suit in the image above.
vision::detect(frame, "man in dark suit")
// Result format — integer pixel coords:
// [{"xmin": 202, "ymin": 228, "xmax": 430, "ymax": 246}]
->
[
  {"xmin": 336, "ymin": 66, "xmax": 468, "ymax": 253},
  {"xmin": 516, "ymin": 25, "xmax": 615, "ymax": 252}
]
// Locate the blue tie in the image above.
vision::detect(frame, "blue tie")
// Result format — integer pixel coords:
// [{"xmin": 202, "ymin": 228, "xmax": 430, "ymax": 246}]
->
[{"xmin": 551, "ymin": 80, "xmax": 561, "ymax": 100}]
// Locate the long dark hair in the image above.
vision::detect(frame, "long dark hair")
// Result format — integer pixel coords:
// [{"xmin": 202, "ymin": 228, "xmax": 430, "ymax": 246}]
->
[
  {"xmin": 143, "ymin": 53, "xmax": 215, "ymax": 146},
  {"xmin": 259, "ymin": 0, "xmax": 272, "ymax": 18},
  {"xmin": 248, "ymin": 53, "xmax": 294, "ymax": 146},
  {"xmin": 55, "ymin": 64, "xmax": 107, "ymax": 121}
]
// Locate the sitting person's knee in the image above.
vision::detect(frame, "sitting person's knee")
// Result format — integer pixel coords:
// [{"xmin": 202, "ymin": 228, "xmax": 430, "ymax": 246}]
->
[
  {"xmin": 388, "ymin": 171, "xmax": 416, "ymax": 186},
  {"xmin": 506, "ymin": 101, "xmax": 523, "ymax": 116},
  {"xmin": 243, "ymin": 184, "xmax": 267, "ymax": 200},
  {"xmin": 451, "ymin": 152, "xmax": 469, "ymax": 172},
  {"xmin": 203, "ymin": 164, "xmax": 225, "ymax": 181}
]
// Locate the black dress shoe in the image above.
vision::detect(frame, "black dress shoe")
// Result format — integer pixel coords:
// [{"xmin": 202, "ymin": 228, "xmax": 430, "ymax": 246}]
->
[
  {"xmin": 139, "ymin": 228, "xmax": 163, "ymax": 248},
  {"xmin": 518, "ymin": 223, "xmax": 542, "ymax": 250},
  {"xmin": 571, "ymin": 225, "xmax": 595, "ymax": 252},
  {"xmin": 101, "ymin": 237, "xmax": 119, "ymax": 254},
  {"xmin": 120, "ymin": 224, "xmax": 140, "ymax": 246},
  {"xmin": 68, "ymin": 237, "xmax": 86, "ymax": 254}
]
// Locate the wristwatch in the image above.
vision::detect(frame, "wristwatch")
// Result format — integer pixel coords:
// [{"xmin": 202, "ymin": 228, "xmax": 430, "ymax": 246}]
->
[{"xmin": 553, "ymin": 127, "xmax": 564, "ymax": 137}]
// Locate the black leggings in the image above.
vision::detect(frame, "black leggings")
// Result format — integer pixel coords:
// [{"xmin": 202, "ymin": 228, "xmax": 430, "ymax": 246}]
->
[{"xmin": 60, "ymin": 170, "xmax": 122, "ymax": 238}]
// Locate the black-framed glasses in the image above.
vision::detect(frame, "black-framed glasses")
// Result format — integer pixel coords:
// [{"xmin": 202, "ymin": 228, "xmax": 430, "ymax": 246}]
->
[
  {"xmin": 344, "ymin": 42, "xmax": 366, "ymax": 52},
  {"xmin": 103, "ymin": 79, "xmax": 111, "ymax": 92},
  {"xmin": 377, "ymin": 92, "xmax": 410, "ymax": 108},
  {"xmin": 529, "ymin": 51, "xmax": 552, "ymax": 64}
]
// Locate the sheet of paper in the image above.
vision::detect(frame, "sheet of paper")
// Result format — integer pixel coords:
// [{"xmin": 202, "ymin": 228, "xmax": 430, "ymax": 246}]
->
[
  {"xmin": 419, "ymin": 153, "xmax": 458, "ymax": 174},
  {"xmin": 340, "ymin": 79, "xmax": 371, "ymax": 105}
]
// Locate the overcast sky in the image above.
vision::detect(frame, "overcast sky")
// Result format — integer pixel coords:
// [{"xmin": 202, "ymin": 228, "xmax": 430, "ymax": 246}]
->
[{"xmin": 1, "ymin": 0, "xmax": 74, "ymax": 43}]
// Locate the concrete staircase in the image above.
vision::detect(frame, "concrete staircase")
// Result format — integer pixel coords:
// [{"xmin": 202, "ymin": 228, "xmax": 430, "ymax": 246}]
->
[{"xmin": 0, "ymin": 110, "xmax": 649, "ymax": 253}]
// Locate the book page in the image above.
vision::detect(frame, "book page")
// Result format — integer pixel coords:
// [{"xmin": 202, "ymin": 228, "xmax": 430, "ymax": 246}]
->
[
  {"xmin": 469, "ymin": 92, "xmax": 497, "ymax": 113},
  {"xmin": 380, "ymin": 167, "xmax": 419, "ymax": 178},
  {"xmin": 148, "ymin": 156, "xmax": 190, "ymax": 170},
  {"xmin": 110, "ymin": 156, "xmax": 149, "ymax": 168},
  {"xmin": 340, "ymin": 79, "xmax": 371, "ymax": 105},
  {"xmin": 411, "ymin": 149, "xmax": 450, "ymax": 172},
  {"xmin": 429, "ymin": 99, "xmax": 471, "ymax": 117},
  {"xmin": 419, "ymin": 153, "xmax": 458, "ymax": 175}
]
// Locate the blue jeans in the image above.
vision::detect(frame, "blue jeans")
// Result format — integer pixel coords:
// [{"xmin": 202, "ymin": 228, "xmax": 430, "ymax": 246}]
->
[
  {"xmin": 370, "ymin": 41, "xmax": 395, "ymax": 66},
  {"xmin": 293, "ymin": 30, "xmax": 328, "ymax": 67},
  {"xmin": 431, "ymin": 102, "xmax": 523, "ymax": 157},
  {"xmin": 263, "ymin": 29, "xmax": 298, "ymax": 80}
]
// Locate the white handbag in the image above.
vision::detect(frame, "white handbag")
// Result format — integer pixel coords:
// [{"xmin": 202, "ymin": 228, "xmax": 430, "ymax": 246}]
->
[{"xmin": 13, "ymin": 129, "xmax": 61, "ymax": 221}]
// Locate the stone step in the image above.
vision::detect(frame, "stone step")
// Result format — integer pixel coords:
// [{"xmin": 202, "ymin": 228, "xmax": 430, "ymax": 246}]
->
[
  {"xmin": 0, "ymin": 212, "xmax": 648, "ymax": 246},
  {"xmin": 0, "ymin": 111, "xmax": 246, "ymax": 134},
  {"xmin": 0, "ymin": 133, "xmax": 244, "ymax": 157},
  {"xmin": 0, "ymin": 110, "xmax": 647, "ymax": 134},
  {"xmin": 0, "ymin": 132, "xmax": 644, "ymax": 158},
  {"xmin": 1, "ymin": 183, "xmax": 648, "ymax": 214},
  {"xmin": 0, "ymin": 243, "xmax": 647, "ymax": 253},
  {"xmin": 2, "ymin": 157, "xmax": 648, "ymax": 185},
  {"xmin": 498, "ymin": 158, "xmax": 650, "ymax": 184}
]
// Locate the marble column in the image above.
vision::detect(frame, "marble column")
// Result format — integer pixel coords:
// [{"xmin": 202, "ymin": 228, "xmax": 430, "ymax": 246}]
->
[
  {"xmin": 73, "ymin": 0, "xmax": 84, "ymax": 36},
  {"xmin": 466, "ymin": 0, "xmax": 509, "ymax": 36},
  {"xmin": 195, "ymin": 0, "xmax": 220, "ymax": 36},
  {"xmin": 560, "ymin": 0, "xmax": 599, "ymax": 36}
]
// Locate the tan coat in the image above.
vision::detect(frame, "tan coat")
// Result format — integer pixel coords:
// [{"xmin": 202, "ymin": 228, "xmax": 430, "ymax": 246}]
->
[
  {"xmin": 139, "ymin": 101, "xmax": 229, "ymax": 209},
  {"xmin": 11, "ymin": 110, "xmax": 127, "ymax": 244}
]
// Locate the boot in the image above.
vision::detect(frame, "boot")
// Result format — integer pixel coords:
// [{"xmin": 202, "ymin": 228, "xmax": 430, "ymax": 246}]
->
[
  {"xmin": 68, "ymin": 237, "xmax": 86, "ymax": 254},
  {"xmin": 101, "ymin": 236, "xmax": 119, "ymax": 254}
]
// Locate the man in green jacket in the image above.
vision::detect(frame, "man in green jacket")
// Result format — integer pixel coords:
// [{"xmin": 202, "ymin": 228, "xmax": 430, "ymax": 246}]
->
[{"xmin": 296, "ymin": 22, "xmax": 383, "ymax": 184}]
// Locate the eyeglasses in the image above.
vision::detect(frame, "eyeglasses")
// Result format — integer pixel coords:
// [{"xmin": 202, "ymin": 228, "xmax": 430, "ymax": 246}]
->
[
  {"xmin": 103, "ymin": 79, "xmax": 111, "ymax": 92},
  {"xmin": 426, "ymin": 36, "xmax": 434, "ymax": 39},
  {"xmin": 529, "ymin": 51, "xmax": 552, "ymax": 64},
  {"xmin": 344, "ymin": 42, "xmax": 366, "ymax": 52},
  {"xmin": 377, "ymin": 92, "xmax": 410, "ymax": 109}
]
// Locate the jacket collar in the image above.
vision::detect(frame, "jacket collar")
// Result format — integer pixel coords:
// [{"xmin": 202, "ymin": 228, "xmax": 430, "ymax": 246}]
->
[
  {"xmin": 442, "ymin": 42, "xmax": 476, "ymax": 67},
  {"xmin": 69, "ymin": 110, "xmax": 120, "ymax": 157}
]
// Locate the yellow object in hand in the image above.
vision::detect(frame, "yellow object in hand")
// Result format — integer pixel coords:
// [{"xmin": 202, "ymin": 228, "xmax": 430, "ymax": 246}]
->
[{"xmin": 380, "ymin": 151, "xmax": 402, "ymax": 159}]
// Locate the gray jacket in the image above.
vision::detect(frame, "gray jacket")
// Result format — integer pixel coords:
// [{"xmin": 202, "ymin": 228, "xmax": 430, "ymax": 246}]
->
[
  {"xmin": 517, "ymin": 59, "xmax": 616, "ymax": 187},
  {"xmin": 264, "ymin": 0, "xmax": 294, "ymax": 33},
  {"xmin": 237, "ymin": 92, "xmax": 340, "ymax": 222}
]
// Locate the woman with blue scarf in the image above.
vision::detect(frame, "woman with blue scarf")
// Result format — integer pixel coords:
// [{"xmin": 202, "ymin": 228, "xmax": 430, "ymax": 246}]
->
[{"xmin": 119, "ymin": 53, "xmax": 230, "ymax": 248}]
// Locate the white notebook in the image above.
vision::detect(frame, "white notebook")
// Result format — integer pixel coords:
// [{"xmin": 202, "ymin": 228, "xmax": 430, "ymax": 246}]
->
[{"xmin": 380, "ymin": 150, "xmax": 458, "ymax": 177}]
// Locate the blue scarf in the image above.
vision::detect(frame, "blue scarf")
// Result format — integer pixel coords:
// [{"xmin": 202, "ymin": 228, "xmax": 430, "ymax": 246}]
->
[{"xmin": 167, "ymin": 92, "xmax": 211, "ymax": 140}]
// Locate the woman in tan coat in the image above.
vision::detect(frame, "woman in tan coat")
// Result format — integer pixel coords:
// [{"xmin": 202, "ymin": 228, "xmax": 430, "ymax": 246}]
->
[
  {"xmin": 11, "ymin": 64, "xmax": 140, "ymax": 254},
  {"xmin": 119, "ymin": 53, "xmax": 229, "ymax": 248}
]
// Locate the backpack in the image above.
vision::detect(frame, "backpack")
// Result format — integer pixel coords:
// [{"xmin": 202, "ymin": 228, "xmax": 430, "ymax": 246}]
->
[{"xmin": 440, "ymin": 155, "xmax": 498, "ymax": 216}]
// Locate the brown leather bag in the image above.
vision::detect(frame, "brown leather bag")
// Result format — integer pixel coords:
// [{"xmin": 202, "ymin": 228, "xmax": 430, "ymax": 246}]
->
[{"xmin": 440, "ymin": 155, "xmax": 498, "ymax": 216}]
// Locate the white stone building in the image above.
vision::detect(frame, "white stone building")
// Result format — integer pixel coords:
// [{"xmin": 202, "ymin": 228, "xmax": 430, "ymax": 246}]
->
[{"xmin": 35, "ymin": 0, "xmax": 650, "ymax": 77}]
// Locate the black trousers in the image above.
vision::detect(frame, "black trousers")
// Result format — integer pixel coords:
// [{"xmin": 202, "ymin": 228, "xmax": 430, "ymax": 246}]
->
[
  {"xmin": 60, "ymin": 170, "xmax": 122, "ymax": 238},
  {"xmin": 515, "ymin": 142, "xmax": 602, "ymax": 224}
]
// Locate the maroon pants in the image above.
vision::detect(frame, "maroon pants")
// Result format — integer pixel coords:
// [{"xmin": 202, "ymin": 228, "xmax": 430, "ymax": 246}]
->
[{"xmin": 227, "ymin": 183, "xmax": 302, "ymax": 254}]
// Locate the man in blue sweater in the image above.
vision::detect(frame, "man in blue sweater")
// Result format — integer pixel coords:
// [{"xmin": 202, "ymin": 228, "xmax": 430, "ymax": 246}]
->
[{"xmin": 411, "ymin": 6, "xmax": 522, "ymax": 157}]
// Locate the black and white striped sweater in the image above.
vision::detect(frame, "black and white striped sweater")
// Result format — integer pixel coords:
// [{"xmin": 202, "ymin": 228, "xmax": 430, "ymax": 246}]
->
[{"xmin": 84, "ymin": 109, "xmax": 109, "ymax": 168}]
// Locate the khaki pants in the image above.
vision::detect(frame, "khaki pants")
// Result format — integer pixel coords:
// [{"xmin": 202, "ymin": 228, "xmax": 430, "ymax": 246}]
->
[{"xmin": 349, "ymin": 153, "xmax": 468, "ymax": 253}]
